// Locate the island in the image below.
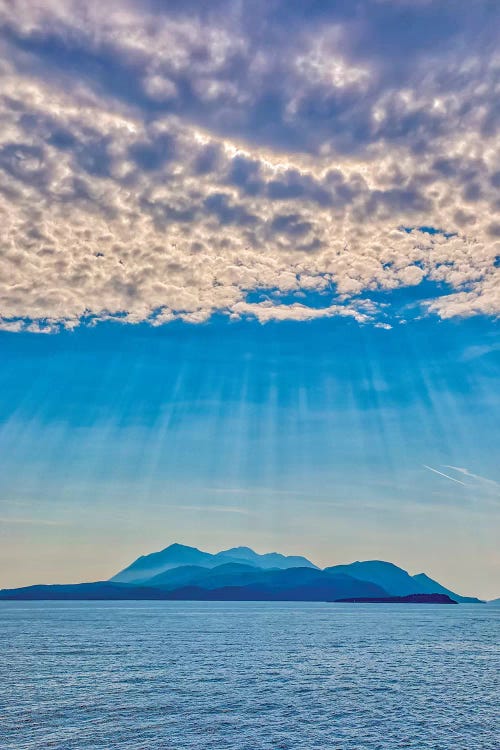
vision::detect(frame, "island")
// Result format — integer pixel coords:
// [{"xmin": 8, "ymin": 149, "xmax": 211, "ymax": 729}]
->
[{"xmin": 334, "ymin": 593, "xmax": 457, "ymax": 604}]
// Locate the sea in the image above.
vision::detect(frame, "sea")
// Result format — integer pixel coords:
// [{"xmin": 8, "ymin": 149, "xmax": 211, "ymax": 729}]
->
[{"xmin": 1, "ymin": 601, "xmax": 498, "ymax": 750}]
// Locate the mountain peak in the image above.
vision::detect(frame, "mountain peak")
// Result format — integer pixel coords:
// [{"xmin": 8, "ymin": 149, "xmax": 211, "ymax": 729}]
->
[
  {"xmin": 325, "ymin": 559, "xmax": 418, "ymax": 596},
  {"xmin": 223, "ymin": 546, "xmax": 255, "ymax": 554},
  {"xmin": 352, "ymin": 560, "xmax": 410, "ymax": 571},
  {"xmin": 161, "ymin": 543, "xmax": 201, "ymax": 553},
  {"xmin": 110, "ymin": 542, "xmax": 214, "ymax": 583},
  {"xmin": 216, "ymin": 546, "xmax": 318, "ymax": 569}
]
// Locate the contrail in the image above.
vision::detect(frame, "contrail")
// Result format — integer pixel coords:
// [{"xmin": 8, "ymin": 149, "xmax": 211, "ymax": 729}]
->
[
  {"xmin": 442, "ymin": 465, "xmax": 499, "ymax": 487},
  {"xmin": 423, "ymin": 465, "xmax": 467, "ymax": 486}
]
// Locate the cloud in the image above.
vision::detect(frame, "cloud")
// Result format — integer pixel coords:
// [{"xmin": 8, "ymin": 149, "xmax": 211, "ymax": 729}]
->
[
  {"xmin": 230, "ymin": 301, "xmax": 369, "ymax": 324},
  {"xmin": 0, "ymin": 0, "xmax": 499, "ymax": 331}
]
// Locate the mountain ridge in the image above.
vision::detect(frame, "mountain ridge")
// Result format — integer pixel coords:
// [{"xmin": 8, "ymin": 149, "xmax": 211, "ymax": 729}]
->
[
  {"xmin": 110, "ymin": 543, "xmax": 318, "ymax": 584},
  {"xmin": 0, "ymin": 543, "xmax": 485, "ymax": 602}
]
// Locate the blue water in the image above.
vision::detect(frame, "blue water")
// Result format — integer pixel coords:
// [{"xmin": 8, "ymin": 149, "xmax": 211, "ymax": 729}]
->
[{"xmin": 1, "ymin": 602, "xmax": 498, "ymax": 749}]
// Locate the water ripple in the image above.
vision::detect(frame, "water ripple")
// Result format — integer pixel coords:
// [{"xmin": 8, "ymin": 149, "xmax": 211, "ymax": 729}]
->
[{"xmin": 1, "ymin": 602, "xmax": 499, "ymax": 749}]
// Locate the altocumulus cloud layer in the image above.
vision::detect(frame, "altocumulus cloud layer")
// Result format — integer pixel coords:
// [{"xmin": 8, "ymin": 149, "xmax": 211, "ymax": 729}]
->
[{"xmin": 0, "ymin": 0, "xmax": 499, "ymax": 331}]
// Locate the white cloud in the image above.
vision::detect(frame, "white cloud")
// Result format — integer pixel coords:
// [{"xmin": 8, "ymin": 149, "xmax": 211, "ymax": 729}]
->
[
  {"xmin": 231, "ymin": 300, "xmax": 374, "ymax": 324},
  {"xmin": 0, "ymin": 1, "xmax": 499, "ymax": 330}
]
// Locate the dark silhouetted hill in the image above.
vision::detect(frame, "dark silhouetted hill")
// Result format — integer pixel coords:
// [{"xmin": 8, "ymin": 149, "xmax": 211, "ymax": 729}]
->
[
  {"xmin": 0, "ymin": 582, "xmax": 169, "ymax": 600},
  {"xmin": 411, "ymin": 573, "xmax": 482, "ymax": 604},
  {"xmin": 335, "ymin": 593, "xmax": 457, "ymax": 604},
  {"xmin": 164, "ymin": 573, "xmax": 386, "ymax": 601}
]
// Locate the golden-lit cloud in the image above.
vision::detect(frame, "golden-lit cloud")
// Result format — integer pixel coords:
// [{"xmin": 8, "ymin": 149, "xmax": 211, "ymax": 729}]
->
[{"xmin": 0, "ymin": 0, "xmax": 499, "ymax": 331}]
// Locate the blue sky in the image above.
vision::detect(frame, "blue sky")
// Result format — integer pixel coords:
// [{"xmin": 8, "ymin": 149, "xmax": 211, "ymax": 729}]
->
[
  {"xmin": 0, "ymin": 1, "xmax": 499, "ymax": 597},
  {"xmin": 1, "ymin": 314, "xmax": 499, "ymax": 597}
]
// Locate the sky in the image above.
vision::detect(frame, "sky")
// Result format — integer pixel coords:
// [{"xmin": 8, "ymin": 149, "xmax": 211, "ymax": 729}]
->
[{"xmin": 0, "ymin": 1, "xmax": 499, "ymax": 598}]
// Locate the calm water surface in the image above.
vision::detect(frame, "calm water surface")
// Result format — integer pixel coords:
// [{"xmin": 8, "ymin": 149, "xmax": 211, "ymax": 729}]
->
[{"xmin": 1, "ymin": 602, "xmax": 498, "ymax": 749}]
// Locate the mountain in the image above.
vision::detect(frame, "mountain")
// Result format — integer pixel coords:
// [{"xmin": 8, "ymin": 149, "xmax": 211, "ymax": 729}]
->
[
  {"xmin": 134, "ymin": 564, "xmax": 388, "ymax": 597},
  {"xmin": 324, "ymin": 560, "xmax": 478, "ymax": 602},
  {"xmin": 111, "ymin": 543, "xmax": 317, "ymax": 584},
  {"xmin": 0, "ymin": 582, "xmax": 172, "ymax": 600},
  {"xmin": 146, "ymin": 562, "xmax": 263, "ymax": 589},
  {"xmin": 110, "ymin": 543, "xmax": 216, "ymax": 583},
  {"xmin": 163, "ymin": 573, "xmax": 387, "ymax": 601},
  {"xmin": 0, "ymin": 571, "xmax": 385, "ymax": 602},
  {"xmin": 325, "ymin": 560, "xmax": 424, "ymax": 596},
  {"xmin": 2, "ymin": 543, "xmax": 483, "ymax": 602},
  {"xmin": 142, "ymin": 560, "xmax": 477, "ymax": 603},
  {"xmin": 214, "ymin": 547, "xmax": 317, "ymax": 570},
  {"xmin": 412, "ymin": 573, "xmax": 483, "ymax": 604},
  {"xmin": 487, "ymin": 597, "xmax": 500, "ymax": 605}
]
